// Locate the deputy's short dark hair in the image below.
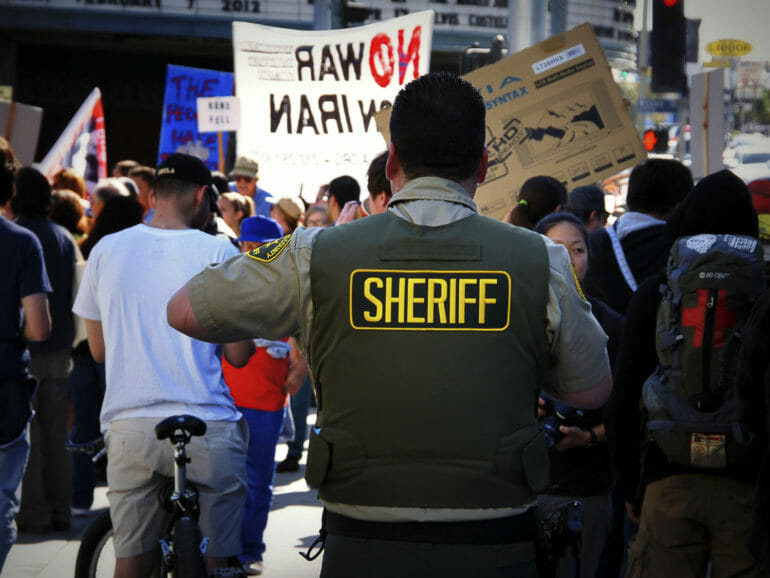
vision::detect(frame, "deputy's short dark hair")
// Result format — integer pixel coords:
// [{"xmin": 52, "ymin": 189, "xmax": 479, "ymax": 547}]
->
[{"xmin": 390, "ymin": 72, "xmax": 485, "ymax": 181}]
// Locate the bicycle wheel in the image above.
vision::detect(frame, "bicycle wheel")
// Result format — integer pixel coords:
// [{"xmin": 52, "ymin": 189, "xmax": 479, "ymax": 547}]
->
[
  {"xmin": 74, "ymin": 509, "xmax": 115, "ymax": 578},
  {"xmin": 172, "ymin": 516, "xmax": 206, "ymax": 578}
]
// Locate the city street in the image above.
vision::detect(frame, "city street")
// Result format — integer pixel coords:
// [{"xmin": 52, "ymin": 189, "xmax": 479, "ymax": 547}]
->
[{"xmin": 2, "ymin": 412, "xmax": 324, "ymax": 578}]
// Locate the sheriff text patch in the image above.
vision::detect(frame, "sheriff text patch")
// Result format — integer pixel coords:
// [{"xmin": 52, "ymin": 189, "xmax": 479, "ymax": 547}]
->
[{"xmin": 350, "ymin": 269, "xmax": 511, "ymax": 331}]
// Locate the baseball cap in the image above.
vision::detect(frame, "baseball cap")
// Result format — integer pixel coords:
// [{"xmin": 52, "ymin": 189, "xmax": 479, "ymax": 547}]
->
[
  {"xmin": 155, "ymin": 153, "xmax": 211, "ymax": 187},
  {"xmin": 568, "ymin": 185, "xmax": 606, "ymax": 218},
  {"xmin": 237, "ymin": 216, "xmax": 284, "ymax": 243},
  {"xmin": 230, "ymin": 156, "xmax": 259, "ymax": 180}
]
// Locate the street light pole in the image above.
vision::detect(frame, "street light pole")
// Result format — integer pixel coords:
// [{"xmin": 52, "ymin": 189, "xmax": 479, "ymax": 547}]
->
[
  {"xmin": 507, "ymin": 0, "xmax": 532, "ymax": 54},
  {"xmin": 314, "ymin": 0, "xmax": 331, "ymax": 30}
]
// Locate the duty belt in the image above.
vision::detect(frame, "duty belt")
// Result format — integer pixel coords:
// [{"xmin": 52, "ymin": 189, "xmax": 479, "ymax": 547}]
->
[{"xmin": 324, "ymin": 508, "xmax": 536, "ymax": 544}]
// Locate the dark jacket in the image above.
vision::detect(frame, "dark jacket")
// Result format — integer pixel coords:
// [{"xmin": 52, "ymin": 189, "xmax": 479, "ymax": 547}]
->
[
  {"xmin": 583, "ymin": 221, "xmax": 671, "ymax": 316},
  {"xmin": 737, "ymin": 288, "xmax": 770, "ymax": 567}
]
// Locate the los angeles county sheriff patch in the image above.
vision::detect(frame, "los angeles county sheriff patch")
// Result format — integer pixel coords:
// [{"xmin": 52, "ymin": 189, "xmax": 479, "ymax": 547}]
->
[{"xmin": 247, "ymin": 235, "xmax": 291, "ymax": 262}]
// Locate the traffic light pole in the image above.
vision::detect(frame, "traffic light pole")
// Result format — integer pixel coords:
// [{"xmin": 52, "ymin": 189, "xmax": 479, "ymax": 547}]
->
[{"xmin": 636, "ymin": 0, "xmax": 650, "ymax": 131}]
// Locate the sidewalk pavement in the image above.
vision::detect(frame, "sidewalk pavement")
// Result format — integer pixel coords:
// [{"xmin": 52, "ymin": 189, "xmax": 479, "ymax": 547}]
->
[{"xmin": 2, "ymin": 414, "xmax": 323, "ymax": 578}]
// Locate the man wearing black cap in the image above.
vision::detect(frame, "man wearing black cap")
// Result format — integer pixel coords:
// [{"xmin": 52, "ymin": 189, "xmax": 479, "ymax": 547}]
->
[{"xmin": 73, "ymin": 153, "xmax": 253, "ymax": 577}]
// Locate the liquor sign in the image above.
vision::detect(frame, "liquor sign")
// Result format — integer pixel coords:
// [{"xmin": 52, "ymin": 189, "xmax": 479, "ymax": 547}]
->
[{"xmin": 706, "ymin": 39, "xmax": 753, "ymax": 58}]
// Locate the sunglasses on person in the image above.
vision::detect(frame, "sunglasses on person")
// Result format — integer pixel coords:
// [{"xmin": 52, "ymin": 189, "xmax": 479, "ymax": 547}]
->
[{"xmin": 234, "ymin": 175, "xmax": 254, "ymax": 183}]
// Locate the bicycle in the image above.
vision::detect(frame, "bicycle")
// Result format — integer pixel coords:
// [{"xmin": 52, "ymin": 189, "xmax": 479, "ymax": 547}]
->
[{"xmin": 72, "ymin": 414, "xmax": 220, "ymax": 578}]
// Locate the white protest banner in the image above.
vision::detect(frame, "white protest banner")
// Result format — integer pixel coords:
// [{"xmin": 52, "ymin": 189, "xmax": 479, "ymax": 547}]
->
[
  {"xmin": 233, "ymin": 11, "xmax": 433, "ymax": 199},
  {"xmin": 39, "ymin": 87, "xmax": 107, "ymax": 197}
]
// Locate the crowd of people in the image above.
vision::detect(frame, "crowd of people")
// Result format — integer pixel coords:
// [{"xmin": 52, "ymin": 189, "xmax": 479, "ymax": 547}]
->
[{"xmin": 2, "ymin": 69, "xmax": 770, "ymax": 578}]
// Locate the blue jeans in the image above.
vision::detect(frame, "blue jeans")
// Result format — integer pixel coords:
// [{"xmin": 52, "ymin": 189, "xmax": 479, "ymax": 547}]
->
[
  {"xmin": 0, "ymin": 425, "xmax": 30, "ymax": 572},
  {"xmin": 68, "ymin": 354, "xmax": 106, "ymax": 509},
  {"xmin": 287, "ymin": 375, "xmax": 313, "ymax": 459},
  {"xmin": 239, "ymin": 406, "xmax": 285, "ymax": 564}
]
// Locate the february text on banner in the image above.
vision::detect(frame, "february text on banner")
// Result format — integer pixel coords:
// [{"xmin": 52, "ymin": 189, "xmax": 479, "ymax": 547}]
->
[{"xmin": 233, "ymin": 11, "xmax": 433, "ymax": 199}]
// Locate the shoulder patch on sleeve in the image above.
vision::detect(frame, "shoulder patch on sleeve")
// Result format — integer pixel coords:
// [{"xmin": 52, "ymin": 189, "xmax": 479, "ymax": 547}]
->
[
  {"xmin": 570, "ymin": 264, "xmax": 587, "ymax": 302},
  {"xmin": 247, "ymin": 235, "xmax": 292, "ymax": 263}
]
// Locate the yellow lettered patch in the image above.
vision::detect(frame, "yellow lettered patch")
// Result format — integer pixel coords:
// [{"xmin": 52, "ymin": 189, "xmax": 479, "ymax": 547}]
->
[
  {"xmin": 350, "ymin": 269, "xmax": 511, "ymax": 331},
  {"xmin": 247, "ymin": 235, "xmax": 291, "ymax": 263}
]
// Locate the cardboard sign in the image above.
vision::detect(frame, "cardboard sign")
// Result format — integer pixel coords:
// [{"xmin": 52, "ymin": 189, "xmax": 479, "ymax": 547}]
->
[
  {"xmin": 0, "ymin": 98, "xmax": 43, "ymax": 166},
  {"xmin": 376, "ymin": 23, "xmax": 646, "ymax": 220},
  {"xmin": 690, "ymin": 68, "xmax": 725, "ymax": 181},
  {"xmin": 233, "ymin": 11, "xmax": 433, "ymax": 198},
  {"xmin": 197, "ymin": 96, "xmax": 241, "ymax": 133}
]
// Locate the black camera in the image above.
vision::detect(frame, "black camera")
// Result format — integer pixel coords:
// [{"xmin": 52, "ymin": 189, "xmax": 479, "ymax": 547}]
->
[{"xmin": 539, "ymin": 395, "xmax": 585, "ymax": 448}]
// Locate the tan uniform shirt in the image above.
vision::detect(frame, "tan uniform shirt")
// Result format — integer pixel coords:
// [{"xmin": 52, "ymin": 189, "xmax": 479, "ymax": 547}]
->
[
  {"xmin": 187, "ymin": 176, "xmax": 609, "ymax": 521},
  {"xmin": 188, "ymin": 177, "xmax": 609, "ymax": 396}
]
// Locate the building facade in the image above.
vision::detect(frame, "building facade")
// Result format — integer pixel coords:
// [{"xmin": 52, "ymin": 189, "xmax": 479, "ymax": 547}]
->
[{"xmin": 0, "ymin": 0, "xmax": 638, "ymax": 167}]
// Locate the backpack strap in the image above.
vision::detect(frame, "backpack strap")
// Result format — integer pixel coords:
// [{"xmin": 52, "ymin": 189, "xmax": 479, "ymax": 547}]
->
[{"xmin": 606, "ymin": 224, "xmax": 638, "ymax": 292}]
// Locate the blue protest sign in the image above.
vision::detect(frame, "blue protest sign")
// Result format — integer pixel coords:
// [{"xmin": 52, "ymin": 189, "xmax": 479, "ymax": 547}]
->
[{"xmin": 157, "ymin": 64, "xmax": 234, "ymax": 171}]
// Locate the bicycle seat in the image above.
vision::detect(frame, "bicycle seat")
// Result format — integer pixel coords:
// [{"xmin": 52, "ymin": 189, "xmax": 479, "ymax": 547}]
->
[{"xmin": 155, "ymin": 415, "xmax": 207, "ymax": 441}]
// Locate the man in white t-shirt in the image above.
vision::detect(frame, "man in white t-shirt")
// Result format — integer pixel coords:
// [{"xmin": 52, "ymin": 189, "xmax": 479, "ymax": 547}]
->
[{"xmin": 73, "ymin": 153, "xmax": 254, "ymax": 577}]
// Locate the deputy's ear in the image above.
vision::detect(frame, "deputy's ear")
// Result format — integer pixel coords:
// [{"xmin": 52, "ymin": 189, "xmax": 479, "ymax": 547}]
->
[
  {"xmin": 476, "ymin": 147, "xmax": 489, "ymax": 184},
  {"xmin": 386, "ymin": 142, "xmax": 400, "ymax": 181}
]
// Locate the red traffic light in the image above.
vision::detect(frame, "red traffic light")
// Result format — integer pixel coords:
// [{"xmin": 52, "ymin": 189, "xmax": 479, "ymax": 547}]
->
[
  {"xmin": 644, "ymin": 130, "xmax": 658, "ymax": 151},
  {"xmin": 643, "ymin": 129, "xmax": 669, "ymax": 153}
]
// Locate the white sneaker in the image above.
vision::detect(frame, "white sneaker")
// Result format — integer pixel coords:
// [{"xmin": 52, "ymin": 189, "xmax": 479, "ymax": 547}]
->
[{"xmin": 243, "ymin": 560, "xmax": 263, "ymax": 576}]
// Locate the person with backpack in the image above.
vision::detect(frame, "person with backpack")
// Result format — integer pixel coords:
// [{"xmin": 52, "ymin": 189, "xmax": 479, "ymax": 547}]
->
[{"xmin": 606, "ymin": 169, "xmax": 770, "ymax": 577}]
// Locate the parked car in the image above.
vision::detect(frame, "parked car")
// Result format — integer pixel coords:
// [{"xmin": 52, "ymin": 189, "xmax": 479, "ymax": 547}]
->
[{"xmin": 726, "ymin": 144, "xmax": 770, "ymax": 183}]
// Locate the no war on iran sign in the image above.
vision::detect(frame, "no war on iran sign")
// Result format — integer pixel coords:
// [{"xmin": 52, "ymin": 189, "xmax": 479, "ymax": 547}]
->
[{"xmin": 233, "ymin": 11, "xmax": 433, "ymax": 199}]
